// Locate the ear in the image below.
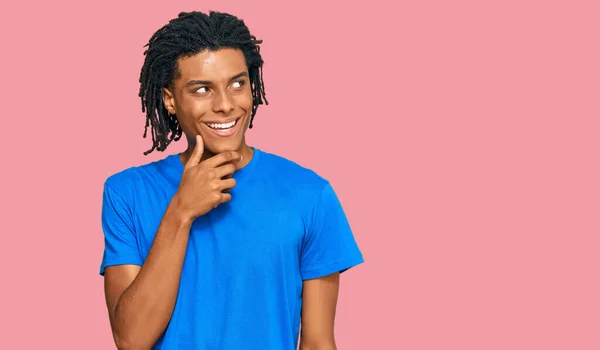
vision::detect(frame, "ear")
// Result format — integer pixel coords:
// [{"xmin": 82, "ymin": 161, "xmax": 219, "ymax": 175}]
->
[{"xmin": 162, "ymin": 87, "xmax": 177, "ymax": 114}]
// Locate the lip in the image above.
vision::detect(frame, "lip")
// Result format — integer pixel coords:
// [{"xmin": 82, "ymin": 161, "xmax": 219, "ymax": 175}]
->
[{"xmin": 202, "ymin": 116, "xmax": 243, "ymax": 137}]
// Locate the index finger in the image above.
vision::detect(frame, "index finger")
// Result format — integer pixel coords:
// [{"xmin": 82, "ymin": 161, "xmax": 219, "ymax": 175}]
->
[{"xmin": 186, "ymin": 135, "xmax": 205, "ymax": 169}]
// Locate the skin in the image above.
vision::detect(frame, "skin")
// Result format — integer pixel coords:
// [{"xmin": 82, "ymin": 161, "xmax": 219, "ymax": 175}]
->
[
  {"xmin": 104, "ymin": 48, "xmax": 339, "ymax": 349},
  {"xmin": 162, "ymin": 48, "xmax": 255, "ymax": 170},
  {"xmin": 300, "ymin": 272, "xmax": 341, "ymax": 350}
]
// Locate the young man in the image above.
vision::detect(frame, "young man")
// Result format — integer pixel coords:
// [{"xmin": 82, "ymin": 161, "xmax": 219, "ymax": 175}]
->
[{"xmin": 99, "ymin": 11, "xmax": 363, "ymax": 350}]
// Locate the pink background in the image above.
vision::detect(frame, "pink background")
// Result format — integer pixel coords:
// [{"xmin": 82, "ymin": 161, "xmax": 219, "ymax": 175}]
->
[{"xmin": 1, "ymin": 0, "xmax": 599, "ymax": 349}]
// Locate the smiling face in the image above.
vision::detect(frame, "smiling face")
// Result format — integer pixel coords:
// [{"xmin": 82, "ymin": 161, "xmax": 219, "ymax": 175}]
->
[{"xmin": 162, "ymin": 48, "xmax": 254, "ymax": 160}]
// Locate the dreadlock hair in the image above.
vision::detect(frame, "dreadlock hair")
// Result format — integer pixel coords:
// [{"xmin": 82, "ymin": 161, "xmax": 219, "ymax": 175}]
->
[{"xmin": 138, "ymin": 11, "xmax": 268, "ymax": 155}]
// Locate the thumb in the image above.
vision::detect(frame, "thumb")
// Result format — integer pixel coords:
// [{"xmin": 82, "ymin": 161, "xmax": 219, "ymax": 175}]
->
[{"xmin": 187, "ymin": 135, "xmax": 204, "ymax": 166}]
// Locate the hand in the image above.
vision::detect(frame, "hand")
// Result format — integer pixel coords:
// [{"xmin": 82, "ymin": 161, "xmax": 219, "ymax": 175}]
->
[{"xmin": 172, "ymin": 135, "xmax": 242, "ymax": 221}]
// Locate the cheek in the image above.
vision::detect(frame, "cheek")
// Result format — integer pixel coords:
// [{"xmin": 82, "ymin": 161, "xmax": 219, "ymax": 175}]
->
[
  {"xmin": 178, "ymin": 96, "xmax": 200, "ymax": 114},
  {"xmin": 237, "ymin": 89, "xmax": 254, "ymax": 110},
  {"xmin": 173, "ymin": 110, "xmax": 197, "ymax": 136},
  {"xmin": 177, "ymin": 98, "xmax": 208, "ymax": 121}
]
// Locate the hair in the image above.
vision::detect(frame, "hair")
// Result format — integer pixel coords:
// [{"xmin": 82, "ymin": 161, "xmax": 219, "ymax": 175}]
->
[{"xmin": 138, "ymin": 11, "xmax": 268, "ymax": 155}]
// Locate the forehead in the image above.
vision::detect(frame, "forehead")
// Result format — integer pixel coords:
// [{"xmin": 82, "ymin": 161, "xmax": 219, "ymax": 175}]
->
[{"xmin": 176, "ymin": 48, "xmax": 248, "ymax": 81}]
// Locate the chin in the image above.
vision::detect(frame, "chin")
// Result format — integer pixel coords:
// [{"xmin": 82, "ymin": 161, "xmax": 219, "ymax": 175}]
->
[{"xmin": 204, "ymin": 138, "xmax": 245, "ymax": 155}]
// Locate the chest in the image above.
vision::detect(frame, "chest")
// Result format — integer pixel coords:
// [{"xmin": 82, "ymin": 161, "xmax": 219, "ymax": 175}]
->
[{"xmin": 133, "ymin": 184, "xmax": 307, "ymax": 267}]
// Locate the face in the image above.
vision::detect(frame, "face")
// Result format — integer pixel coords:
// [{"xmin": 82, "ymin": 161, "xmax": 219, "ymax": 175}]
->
[{"xmin": 162, "ymin": 48, "xmax": 254, "ymax": 158}]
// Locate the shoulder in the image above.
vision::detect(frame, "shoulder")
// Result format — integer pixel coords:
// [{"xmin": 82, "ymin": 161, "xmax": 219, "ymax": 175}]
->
[
  {"xmin": 256, "ymin": 148, "xmax": 330, "ymax": 200},
  {"xmin": 258, "ymin": 149, "xmax": 328, "ymax": 184},
  {"xmin": 103, "ymin": 154, "xmax": 176, "ymax": 197}
]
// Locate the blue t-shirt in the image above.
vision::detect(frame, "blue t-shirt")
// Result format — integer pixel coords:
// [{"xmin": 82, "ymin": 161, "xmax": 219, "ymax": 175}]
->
[{"xmin": 99, "ymin": 147, "xmax": 364, "ymax": 349}]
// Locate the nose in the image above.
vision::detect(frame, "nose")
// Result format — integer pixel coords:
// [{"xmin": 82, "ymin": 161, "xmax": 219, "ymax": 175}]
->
[{"xmin": 212, "ymin": 89, "xmax": 235, "ymax": 114}]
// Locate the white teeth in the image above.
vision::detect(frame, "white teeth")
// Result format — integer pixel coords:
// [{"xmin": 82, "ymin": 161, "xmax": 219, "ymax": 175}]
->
[{"xmin": 207, "ymin": 120, "xmax": 237, "ymax": 129}]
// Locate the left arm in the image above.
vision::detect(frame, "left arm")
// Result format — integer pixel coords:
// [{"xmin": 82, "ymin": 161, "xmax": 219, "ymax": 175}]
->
[{"xmin": 299, "ymin": 272, "xmax": 340, "ymax": 350}]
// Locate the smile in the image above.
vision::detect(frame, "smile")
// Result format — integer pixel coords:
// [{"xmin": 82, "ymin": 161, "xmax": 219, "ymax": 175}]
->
[
  {"xmin": 203, "ymin": 117, "xmax": 242, "ymax": 137},
  {"xmin": 206, "ymin": 119, "xmax": 238, "ymax": 129}
]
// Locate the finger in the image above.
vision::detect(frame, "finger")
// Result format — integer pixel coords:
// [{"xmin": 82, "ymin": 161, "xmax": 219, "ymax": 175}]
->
[
  {"xmin": 186, "ymin": 135, "xmax": 205, "ymax": 168},
  {"xmin": 214, "ymin": 163, "xmax": 236, "ymax": 179},
  {"xmin": 204, "ymin": 150, "xmax": 243, "ymax": 168},
  {"xmin": 219, "ymin": 178, "xmax": 237, "ymax": 192},
  {"xmin": 220, "ymin": 192, "xmax": 232, "ymax": 204}
]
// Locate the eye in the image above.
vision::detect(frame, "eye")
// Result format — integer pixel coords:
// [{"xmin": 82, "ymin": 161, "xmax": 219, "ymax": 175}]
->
[
  {"xmin": 195, "ymin": 86, "xmax": 209, "ymax": 94},
  {"xmin": 231, "ymin": 81, "xmax": 245, "ymax": 89}
]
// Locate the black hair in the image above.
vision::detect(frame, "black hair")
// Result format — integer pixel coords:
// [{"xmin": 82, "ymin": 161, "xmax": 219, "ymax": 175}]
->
[{"xmin": 138, "ymin": 11, "xmax": 268, "ymax": 155}]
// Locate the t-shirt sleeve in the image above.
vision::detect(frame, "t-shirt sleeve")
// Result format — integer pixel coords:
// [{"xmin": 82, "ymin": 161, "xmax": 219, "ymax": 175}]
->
[
  {"xmin": 300, "ymin": 182, "xmax": 364, "ymax": 280},
  {"xmin": 99, "ymin": 183, "xmax": 143, "ymax": 276}
]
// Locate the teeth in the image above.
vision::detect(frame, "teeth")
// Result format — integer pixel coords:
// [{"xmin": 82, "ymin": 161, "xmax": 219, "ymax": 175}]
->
[{"xmin": 207, "ymin": 120, "xmax": 236, "ymax": 129}]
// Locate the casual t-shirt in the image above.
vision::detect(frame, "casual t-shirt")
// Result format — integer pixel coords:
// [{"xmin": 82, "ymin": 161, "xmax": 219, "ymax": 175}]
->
[{"xmin": 99, "ymin": 147, "xmax": 364, "ymax": 349}]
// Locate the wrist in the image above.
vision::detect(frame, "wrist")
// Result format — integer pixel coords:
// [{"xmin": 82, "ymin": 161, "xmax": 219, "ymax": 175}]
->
[{"xmin": 167, "ymin": 193, "xmax": 195, "ymax": 225}]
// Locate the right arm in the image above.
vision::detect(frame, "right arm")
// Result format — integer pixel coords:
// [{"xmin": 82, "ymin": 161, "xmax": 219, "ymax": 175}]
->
[
  {"xmin": 103, "ymin": 136, "xmax": 241, "ymax": 350},
  {"xmin": 104, "ymin": 204, "xmax": 192, "ymax": 350}
]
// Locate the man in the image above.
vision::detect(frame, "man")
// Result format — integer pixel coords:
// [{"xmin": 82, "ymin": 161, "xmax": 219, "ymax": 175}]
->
[{"xmin": 100, "ymin": 11, "xmax": 363, "ymax": 350}]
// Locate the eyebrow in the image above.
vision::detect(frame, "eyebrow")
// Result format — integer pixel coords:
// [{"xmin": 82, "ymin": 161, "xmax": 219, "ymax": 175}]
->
[{"xmin": 185, "ymin": 72, "xmax": 249, "ymax": 87}]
